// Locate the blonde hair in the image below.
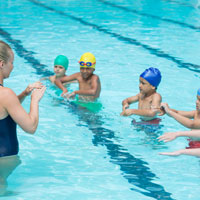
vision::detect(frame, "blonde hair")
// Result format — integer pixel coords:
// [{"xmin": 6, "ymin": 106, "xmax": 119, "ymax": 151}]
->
[{"xmin": 0, "ymin": 40, "xmax": 12, "ymax": 63}]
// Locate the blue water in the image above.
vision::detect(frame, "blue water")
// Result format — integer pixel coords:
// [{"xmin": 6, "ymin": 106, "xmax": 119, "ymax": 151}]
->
[{"xmin": 0, "ymin": 0, "xmax": 200, "ymax": 199}]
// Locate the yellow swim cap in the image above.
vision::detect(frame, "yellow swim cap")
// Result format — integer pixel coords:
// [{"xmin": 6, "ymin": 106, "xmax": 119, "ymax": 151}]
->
[{"xmin": 79, "ymin": 52, "xmax": 96, "ymax": 69}]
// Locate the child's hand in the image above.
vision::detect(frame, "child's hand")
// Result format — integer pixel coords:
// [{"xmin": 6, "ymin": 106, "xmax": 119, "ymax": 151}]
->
[
  {"xmin": 61, "ymin": 88, "xmax": 68, "ymax": 97},
  {"xmin": 159, "ymin": 150, "xmax": 182, "ymax": 156},
  {"xmin": 25, "ymin": 82, "xmax": 43, "ymax": 96},
  {"xmin": 157, "ymin": 132, "xmax": 178, "ymax": 142},
  {"xmin": 120, "ymin": 109, "xmax": 133, "ymax": 116},
  {"xmin": 158, "ymin": 106, "xmax": 166, "ymax": 116},
  {"xmin": 160, "ymin": 103, "xmax": 170, "ymax": 114},
  {"xmin": 63, "ymin": 92, "xmax": 76, "ymax": 99},
  {"xmin": 122, "ymin": 104, "xmax": 129, "ymax": 111}
]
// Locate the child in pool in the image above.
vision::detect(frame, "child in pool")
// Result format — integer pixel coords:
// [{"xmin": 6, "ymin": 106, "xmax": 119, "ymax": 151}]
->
[
  {"xmin": 159, "ymin": 88, "xmax": 200, "ymax": 150},
  {"xmin": 121, "ymin": 67, "xmax": 163, "ymax": 122},
  {"xmin": 55, "ymin": 52, "xmax": 101, "ymax": 101},
  {"xmin": 42, "ymin": 55, "xmax": 76, "ymax": 84},
  {"xmin": 158, "ymin": 130, "xmax": 200, "ymax": 157}
]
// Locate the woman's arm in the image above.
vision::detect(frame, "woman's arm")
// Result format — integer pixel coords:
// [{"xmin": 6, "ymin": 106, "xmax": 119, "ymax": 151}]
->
[
  {"xmin": 18, "ymin": 82, "xmax": 43, "ymax": 103},
  {"xmin": 3, "ymin": 86, "xmax": 46, "ymax": 134}
]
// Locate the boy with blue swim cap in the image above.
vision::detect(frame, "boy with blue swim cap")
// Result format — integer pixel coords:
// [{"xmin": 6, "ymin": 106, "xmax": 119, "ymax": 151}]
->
[
  {"xmin": 121, "ymin": 67, "xmax": 163, "ymax": 122},
  {"xmin": 55, "ymin": 52, "xmax": 101, "ymax": 101}
]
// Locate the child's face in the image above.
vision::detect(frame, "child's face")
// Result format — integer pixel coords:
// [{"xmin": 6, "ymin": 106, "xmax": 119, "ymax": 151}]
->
[
  {"xmin": 196, "ymin": 95, "xmax": 200, "ymax": 111},
  {"xmin": 54, "ymin": 65, "xmax": 66, "ymax": 76},
  {"xmin": 80, "ymin": 67, "xmax": 94, "ymax": 79},
  {"xmin": 139, "ymin": 77, "xmax": 155, "ymax": 94}
]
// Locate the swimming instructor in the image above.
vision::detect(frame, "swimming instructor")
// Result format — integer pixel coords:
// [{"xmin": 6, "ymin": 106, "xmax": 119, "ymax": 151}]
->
[{"xmin": 0, "ymin": 40, "xmax": 45, "ymax": 192}]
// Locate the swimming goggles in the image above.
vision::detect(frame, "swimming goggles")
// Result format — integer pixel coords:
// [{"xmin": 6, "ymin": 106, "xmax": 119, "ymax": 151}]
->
[{"xmin": 79, "ymin": 61, "xmax": 96, "ymax": 67}]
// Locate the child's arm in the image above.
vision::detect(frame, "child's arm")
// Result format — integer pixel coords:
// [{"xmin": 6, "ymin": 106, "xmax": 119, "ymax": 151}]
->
[
  {"xmin": 158, "ymin": 130, "xmax": 200, "ymax": 142},
  {"xmin": 161, "ymin": 103, "xmax": 198, "ymax": 129},
  {"xmin": 122, "ymin": 94, "xmax": 139, "ymax": 111},
  {"xmin": 55, "ymin": 73, "xmax": 79, "ymax": 95},
  {"xmin": 39, "ymin": 77, "xmax": 50, "ymax": 81},
  {"xmin": 121, "ymin": 93, "xmax": 161, "ymax": 117},
  {"xmin": 170, "ymin": 109, "xmax": 195, "ymax": 118},
  {"xmin": 68, "ymin": 76, "xmax": 100, "ymax": 98},
  {"xmin": 159, "ymin": 148, "xmax": 200, "ymax": 157}
]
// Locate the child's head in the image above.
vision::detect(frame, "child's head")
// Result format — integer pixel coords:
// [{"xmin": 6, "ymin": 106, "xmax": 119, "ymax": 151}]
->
[
  {"xmin": 196, "ymin": 88, "xmax": 200, "ymax": 111},
  {"xmin": 139, "ymin": 67, "xmax": 161, "ymax": 93},
  {"xmin": 78, "ymin": 52, "xmax": 96, "ymax": 79},
  {"xmin": 54, "ymin": 55, "xmax": 69, "ymax": 77}
]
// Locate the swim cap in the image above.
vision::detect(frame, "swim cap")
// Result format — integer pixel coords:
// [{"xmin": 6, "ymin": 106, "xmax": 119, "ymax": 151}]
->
[
  {"xmin": 54, "ymin": 55, "xmax": 69, "ymax": 70},
  {"xmin": 79, "ymin": 52, "xmax": 96, "ymax": 69},
  {"xmin": 197, "ymin": 88, "xmax": 200, "ymax": 96},
  {"xmin": 140, "ymin": 67, "xmax": 162, "ymax": 88}
]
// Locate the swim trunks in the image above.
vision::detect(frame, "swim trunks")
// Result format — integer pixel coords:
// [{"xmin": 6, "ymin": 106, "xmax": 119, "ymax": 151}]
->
[
  {"xmin": 186, "ymin": 140, "xmax": 200, "ymax": 149},
  {"xmin": 73, "ymin": 100, "xmax": 102, "ymax": 113},
  {"xmin": 132, "ymin": 118, "xmax": 161, "ymax": 125},
  {"xmin": 0, "ymin": 115, "xmax": 18, "ymax": 157}
]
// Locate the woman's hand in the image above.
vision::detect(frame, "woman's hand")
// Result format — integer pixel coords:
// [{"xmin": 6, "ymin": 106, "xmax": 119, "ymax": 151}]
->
[
  {"xmin": 25, "ymin": 82, "xmax": 43, "ymax": 96},
  {"xmin": 31, "ymin": 86, "xmax": 46, "ymax": 102}
]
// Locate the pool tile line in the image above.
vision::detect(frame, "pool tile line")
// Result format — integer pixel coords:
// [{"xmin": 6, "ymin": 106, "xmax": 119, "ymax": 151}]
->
[
  {"xmin": 64, "ymin": 102, "xmax": 174, "ymax": 200},
  {"xmin": 0, "ymin": 28, "xmax": 53, "ymax": 77},
  {"xmin": 163, "ymin": 0, "xmax": 200, "ymax": 10},
  {"xmin": 98, "ymin": 0, "xmax": 200, "ymax": 31},
  {"xmin": 28, "ymin": 0, "xmax": 200, "ymax": 73}
]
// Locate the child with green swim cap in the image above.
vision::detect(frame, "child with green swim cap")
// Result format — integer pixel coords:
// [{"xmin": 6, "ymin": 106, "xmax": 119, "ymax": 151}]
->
[
  {"xmin": 121, "ymin": 67, "xmax": 164, "ymax": 122},
  {"xmin": 49, "ymin": 55, "xmax": 69, "ymax": 83},
  {"xmin": 55, "ymin": 52, "xmax": 101, "ymax": 101},
  {"xmin": 42, "ymin": 55, "xmax": 76, "ymax": 85}
]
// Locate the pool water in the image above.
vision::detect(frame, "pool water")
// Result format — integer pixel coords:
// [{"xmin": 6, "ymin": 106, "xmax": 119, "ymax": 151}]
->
[{"xmin": 0, "ymin": 0, "xmax": 200, "ymax": 199}]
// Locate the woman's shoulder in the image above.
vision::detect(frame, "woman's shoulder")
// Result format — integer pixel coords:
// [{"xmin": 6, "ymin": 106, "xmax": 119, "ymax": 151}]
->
[{"xmin": 0, "ymin": 87, "xmax": 16, "ymax": 100}]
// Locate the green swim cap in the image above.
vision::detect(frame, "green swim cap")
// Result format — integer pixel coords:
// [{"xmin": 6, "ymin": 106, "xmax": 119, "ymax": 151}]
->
[{"xmin": 54, "ymin": 55, "xmax": 69, "ymax": 70}]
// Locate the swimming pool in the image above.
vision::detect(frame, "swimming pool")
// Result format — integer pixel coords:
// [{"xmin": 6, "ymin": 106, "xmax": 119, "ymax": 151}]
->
[{"xmin": 0, "ymin": 0, "xmax": 200, "ymax": 199}]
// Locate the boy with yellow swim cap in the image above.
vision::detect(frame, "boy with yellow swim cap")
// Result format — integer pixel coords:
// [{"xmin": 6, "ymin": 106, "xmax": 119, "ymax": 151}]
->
[{"xmin": 55, "ymin": 52, "xmax": 101, "ymax": 101}]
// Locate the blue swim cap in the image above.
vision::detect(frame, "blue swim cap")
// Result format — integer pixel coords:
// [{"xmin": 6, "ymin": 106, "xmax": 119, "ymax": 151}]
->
[
  {"xmin": 197, "ymin": 88, "xmax": 200, "ymax": 96},
  {"xmin": 140, "ymin": 67, "xmax": 162, "ymax": 88}
]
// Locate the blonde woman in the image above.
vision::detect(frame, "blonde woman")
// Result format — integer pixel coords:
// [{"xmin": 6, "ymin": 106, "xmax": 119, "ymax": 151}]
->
[{"xmin": 0, "ymin": 40, "xmax": 46, "ymax": 194}]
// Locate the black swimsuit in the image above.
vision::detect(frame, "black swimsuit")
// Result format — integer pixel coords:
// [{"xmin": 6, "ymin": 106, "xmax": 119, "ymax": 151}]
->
[{"xmin": 0, "ymin": 84, "xmax": 19, "ymax": 157}]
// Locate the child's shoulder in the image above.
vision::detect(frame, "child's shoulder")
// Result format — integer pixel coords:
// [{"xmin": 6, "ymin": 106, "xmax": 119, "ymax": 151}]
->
[
  {"xmin": 49, "ymin": 75, "xmax": 56, "ymax": 83},
  {"xmin": 152, "ymin": 92, "xmax": 162, "ymax": 100},
  {"xmin": 92, "ymin": 73, "xmax": 100, "ymax": 80}
]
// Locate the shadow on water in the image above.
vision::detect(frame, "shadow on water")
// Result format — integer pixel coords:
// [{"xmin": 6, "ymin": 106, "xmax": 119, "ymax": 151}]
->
[{"xmin": 60, "ymin": 100, "xmax": 174, "ymax": 200}]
